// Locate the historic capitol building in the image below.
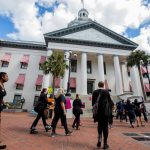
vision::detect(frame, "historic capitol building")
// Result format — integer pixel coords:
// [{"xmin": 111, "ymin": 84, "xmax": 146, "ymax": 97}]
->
[{"xmin": 0, "ymin": 8, "xmax": 147, "ymax": 111}]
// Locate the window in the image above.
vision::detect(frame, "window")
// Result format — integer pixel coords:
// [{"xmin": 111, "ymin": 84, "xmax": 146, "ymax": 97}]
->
[
  {"xmin": 36, "ymin": 85, "xmax": 42, "ymax": 91},
  {"xmin": 13, "ymin": 94, "xmax": 22, "ymax": 104},
  {"xmin": 143, "ymin": 73, "xmax": 149, "ymax": 78},
  {"xmin": 33, "ymin": 95, "xmax": 39, "ymax": 106},
  {"xmin": 71, "ymin": 60, "xmax": 77, "ymax": 72},
  {"xmin": 146, "ymin": 92, "xmax": 150, "ymax": 96},
  {"xmin": 39, "ymin": 64, "xmax": 42, "ymax": 70},
  {"xmin": 87, "ymin": 61, "xmax": 92, "ymax": 74},
  {"xmin": 128, "ymin": 71, "xmax": 130, "ymax": 76},
  {"xmin": 21, "ymin": 63, "xmax": 28, "ymax": 69},
  {"xmin": 16, "ymin": 84, "xmax": 24, "ymax": 90},
  {"xmin": 104, "ymin": 62, "xmax": 106, "ymax": 75},
  {"xmin": 1, "ymin": 61, "xmax": 9, "ymax": 67},
  {"xmin": 70, "ymin": 88, "xmax": 76, "ymax": 93}
]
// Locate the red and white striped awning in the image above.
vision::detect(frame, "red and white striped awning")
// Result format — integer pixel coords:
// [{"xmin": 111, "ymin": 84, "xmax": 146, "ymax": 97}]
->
[
  {"xmin": 16, "ymin": 74, "xmax": 25, "ymax": 85},
  {"xmin": 36, "ymin": 75, "xmax": 43, "ymax": 86},
  {"xmin": 1, "ymin": 53, "xmax": 11, "ymax": 62},
  {"xmin": 70, "ymin": 78, "xmax": 76, "ymax": 88},
  {"xmin": 141, "ymin": 66, "xmax": 150, "ymax": 74},
  {"xmin": 39, "ymin": 56, "xmax": 46, "ymax": 64},
  {"xmin": 144, "ymin": 83, "xmax": 150, "ymax": 92},
  {"xmin": 20, "ymin": 55, "xmax": 29, "ymax": 64}
]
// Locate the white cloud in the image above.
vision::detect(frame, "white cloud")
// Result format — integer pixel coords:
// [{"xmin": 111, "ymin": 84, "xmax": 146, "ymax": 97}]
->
[
  {"xmin": 0, "ymin": 0, "xmax": 149, "ymax": 52},
  {"xmin": 132, "ymin": 25, "xmax": 150, "ymax": 52},
  {"xmin": 0, "ymin": 0, "xmax": 44, "ymax": 41},
  {"xmin": 38, "ymin": 0, "xmax": 56, "ymax": 8}
]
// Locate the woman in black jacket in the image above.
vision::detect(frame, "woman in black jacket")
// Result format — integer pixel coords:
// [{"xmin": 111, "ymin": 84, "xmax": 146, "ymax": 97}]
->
[
  {"xmin": 30, "ymin": 88, "xmax": 51, "ymax": 134},
  {"xmin": 0, "ymin": 72, "xmax": 8, "ymax": 149},
  {"xmin": 72, "ymin": 94, "xmax": 82, "ymax": 130}
]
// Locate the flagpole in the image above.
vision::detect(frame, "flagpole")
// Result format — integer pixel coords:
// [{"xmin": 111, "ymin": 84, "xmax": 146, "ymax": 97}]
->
[{"xmin": 81, "ymin": 0, "xmax": 84, "ymax": 8}]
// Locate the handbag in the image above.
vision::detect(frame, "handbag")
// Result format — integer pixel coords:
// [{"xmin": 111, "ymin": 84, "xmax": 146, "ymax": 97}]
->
[
  {"xmin": 93, "ymin": 92, "xmax": 101, "ymax": 122},
  {"xmin": 34, "ymin": 101, "xmax": 44, "ymax": 113},
  {"xmin": 65, "ymin": 97, "xmax": 72, "ymax": 109},
  {"xmin": 104, "ymin": 99, "xmax": 111, "ymax": 116}
]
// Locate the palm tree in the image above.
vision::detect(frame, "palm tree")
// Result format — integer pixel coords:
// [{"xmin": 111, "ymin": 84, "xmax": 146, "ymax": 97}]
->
[
  {"xmin": 41, "ymin": 52, "xmax": 68, "ymax": 95},
  {"xmin": 127, "ymin": 50, "xmax": 150, "ymax": 101}
]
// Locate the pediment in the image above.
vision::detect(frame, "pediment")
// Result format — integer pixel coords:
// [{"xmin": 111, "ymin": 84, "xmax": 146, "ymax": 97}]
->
[
  {"xmin": 61, "ymin": 28, "xmax": 122, "ymax": 44},
  {"xmin": 44, "ymin": 21, "xmax": 138, "ymax": 47}
]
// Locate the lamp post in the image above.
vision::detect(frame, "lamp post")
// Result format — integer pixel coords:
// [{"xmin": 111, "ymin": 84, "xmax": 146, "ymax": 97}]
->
[{"xmin": 65, "ymin": 51, "xmax": 77, "ymax": 96}]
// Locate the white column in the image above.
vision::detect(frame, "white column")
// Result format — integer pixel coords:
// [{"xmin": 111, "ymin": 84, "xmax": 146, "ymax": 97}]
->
[
  {"xmin": 121, "ymin": 62, "xmax": 129, "ymax": 91},
  {"xmin": 62, "ymin": 51, "xmax": 69, "ymax": 92},
  {"xmin": 113, "ymin": 55, "xmax": 123, "ymax": 95},
  {"xmin": 43, "ymin": 49, "xmax": 53, "ymax": 89},
  {"xmin": 80, "ymin": 52, "xmax": 87, "ymax": 95},
  {"xmin": 130, "ymin": 66, "xmax": 141, "ymax": 96},
  {"xmin": 98, "ymin": 54, "xmax": 105, "ymax": 82}
]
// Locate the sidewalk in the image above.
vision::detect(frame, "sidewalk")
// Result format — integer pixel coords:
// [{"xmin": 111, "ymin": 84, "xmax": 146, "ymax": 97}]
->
[{"xmin": 1, "ymin": 112, "xmax": 150, "ymax": 150}]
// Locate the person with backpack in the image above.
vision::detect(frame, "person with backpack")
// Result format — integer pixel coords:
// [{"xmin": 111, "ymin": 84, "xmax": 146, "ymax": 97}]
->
[{"xmin": 92, "ymin": 81, "xmax": 112, "ymax": 149}]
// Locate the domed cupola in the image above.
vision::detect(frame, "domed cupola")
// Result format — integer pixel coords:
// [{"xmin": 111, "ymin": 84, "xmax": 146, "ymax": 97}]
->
[
  {"xmin": 78, "ymin": 8, "xmax": 89, "ymax": 20},
  {"xmin": 68, "ymin": 8, "xmax": 92, "ymax": 27}
]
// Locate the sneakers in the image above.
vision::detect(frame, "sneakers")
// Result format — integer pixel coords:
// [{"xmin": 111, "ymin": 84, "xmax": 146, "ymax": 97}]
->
[
  {"xmin": 50, "ymin": 131, "xmax": 56, "ymax": 137},
  {"xmin": 0, "ymin": 145, "xmax": 6, "ymax": 149},
  {"xmin": 45, "ymin": 125, "xmax": 51, "ymax": 132},
  {"xmin": 97, "ymin": 142, "xmax": 101, "ymax": 148},
  {"xmin": 30, "ymin": 128, "xmax": 38, "ymax": 134},
  {"xmin": 65, "ymin": 130, "xmax": 73, "ymax": 136},
  {"xmin": 103, "ymin": 144, "xmax": 109, "ymax": 149}
]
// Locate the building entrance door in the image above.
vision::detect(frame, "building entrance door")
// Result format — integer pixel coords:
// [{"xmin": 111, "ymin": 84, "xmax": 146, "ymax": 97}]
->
[{"xmin": 87, "ymin": 80, "xmax": 95, "ymax": 94}]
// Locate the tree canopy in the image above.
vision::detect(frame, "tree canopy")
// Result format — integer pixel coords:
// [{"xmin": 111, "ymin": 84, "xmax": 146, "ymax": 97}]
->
[{"xmin": 127, "ymin": 50, "xmax": 150, "ymax": 67}]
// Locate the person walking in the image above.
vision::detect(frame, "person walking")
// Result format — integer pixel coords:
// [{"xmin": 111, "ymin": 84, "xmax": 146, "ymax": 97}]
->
[
  {"xmin": 30, "ymin": 88, "xmax": 51, "ymax": 134},
  {"xmin": 133, "ymin": 99, "xmax": 144, "ymax": 127},
  {"xmin": 72, "ymin": 94, "xmax": 83, "ymax": 130},
  {"xmin": 0, "ymin": 72, "xmax": 9, "ymax": 149},
  {"xmin": 92, "ymin": 81, "xmax": 112, "ymax": 149},
  {"xmin": 50, "ymin": 88, "xmax": 72, "ymax": 137},
  {"xmin": 124, "ymin": 99, "xmax": 136, "ymax": 128},
  {"xmin": 141, "ymin": 103, "xmax": 148, "ymax": 122}
]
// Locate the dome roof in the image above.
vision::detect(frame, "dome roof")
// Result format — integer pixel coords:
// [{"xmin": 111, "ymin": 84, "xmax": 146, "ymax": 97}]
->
[{"xmin": 68, "ymin": 8, "xmax": 92, "ymax": 27}]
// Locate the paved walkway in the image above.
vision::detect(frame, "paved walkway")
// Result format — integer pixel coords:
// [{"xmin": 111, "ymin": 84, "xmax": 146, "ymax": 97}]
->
[{"xmin": 1, "ymin": 112, "xmax": 150, "ymax": 150}]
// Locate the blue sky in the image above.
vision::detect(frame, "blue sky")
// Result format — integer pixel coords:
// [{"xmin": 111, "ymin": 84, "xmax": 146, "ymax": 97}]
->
[{"xmin": 0, "ymin": 0, "xmax": 150, "ymax": 51}]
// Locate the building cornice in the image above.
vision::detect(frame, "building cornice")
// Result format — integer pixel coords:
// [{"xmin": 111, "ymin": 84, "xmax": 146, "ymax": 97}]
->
[
  {"xmin": 0, "ymin": 40, "xmax": 47, "ymax": 51},
  {"xmin": 44, "ymin": 36, "xmax": 137, "ymax": 50}
]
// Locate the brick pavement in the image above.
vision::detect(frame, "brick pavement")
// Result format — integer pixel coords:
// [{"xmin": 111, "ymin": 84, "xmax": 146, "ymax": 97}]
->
[{"xmin": 1, "ymin": 112, "xmax": 150, "ymax": 150}]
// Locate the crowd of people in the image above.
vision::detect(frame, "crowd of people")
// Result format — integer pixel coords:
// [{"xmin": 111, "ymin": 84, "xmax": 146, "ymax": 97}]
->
[
  {"xmin": 115, "ymin": 98, "xmax": 148, "ymax": 128},
  {"xmin": 0, "ymin": 71, "xmax": 149, "ymax": 150}
]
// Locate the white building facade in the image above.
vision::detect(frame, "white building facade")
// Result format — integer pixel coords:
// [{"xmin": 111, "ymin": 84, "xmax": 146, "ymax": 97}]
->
[{"xmin": 0, "ymin": 8, "xmax": 145, "ymax": 111}]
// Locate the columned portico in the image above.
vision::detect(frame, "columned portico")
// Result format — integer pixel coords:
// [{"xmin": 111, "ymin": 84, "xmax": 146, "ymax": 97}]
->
[
  {"xmin": 121, "ymin": 62, "xmax": 129, "ymax": 91},
  {"xmin": 43, "ymin": 49, "xmax": 53, "ymax": 88},
  {"xmin": 80, "ymin": 52, "xmax": 87, "ymax": 95},
  {"xmin": 97, "ymin": 54, "xmax": 105, "ymax": 82},
  {"xmin": 113, "ymin": 55, "xmax": 123, "ymax": 95},
  {"xmin": 62, "ymin": 51, "xmax": 70, "ymax": 91}
]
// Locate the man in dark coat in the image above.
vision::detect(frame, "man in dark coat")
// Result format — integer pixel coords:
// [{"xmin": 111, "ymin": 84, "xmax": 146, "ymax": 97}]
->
[{"xmin": 92, "ymin": 81, "xmax": 112, "ymax": 149}]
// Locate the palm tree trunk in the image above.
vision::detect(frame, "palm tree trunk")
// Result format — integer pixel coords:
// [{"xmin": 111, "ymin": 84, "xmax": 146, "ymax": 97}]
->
[
  {"xmin": 52, "ymin": 76, "xmax": 55, "ymax": 97},
  {"xmin": 138, "ymin": 65, "xmax": 147, "ymax": 101}
]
